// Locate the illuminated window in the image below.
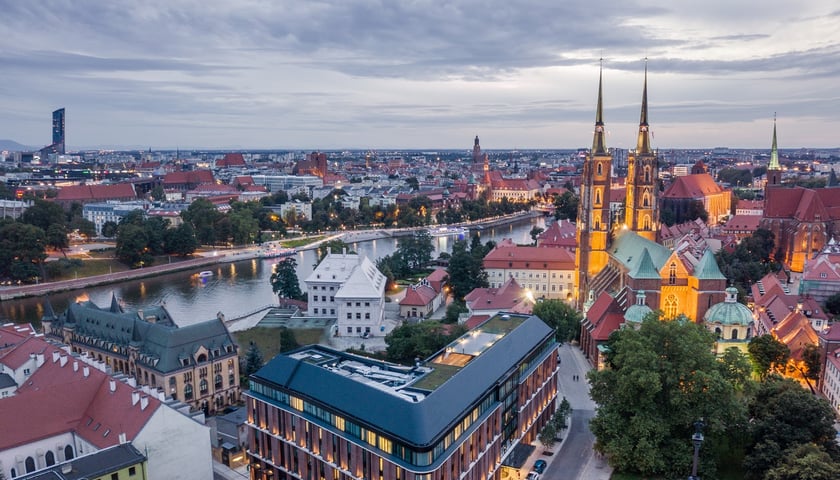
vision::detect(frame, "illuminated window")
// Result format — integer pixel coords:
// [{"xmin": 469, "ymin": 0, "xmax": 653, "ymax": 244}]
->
[
  {"xmin": 290, "ymin": 396, "xmax": 304, "ymax": 411},
  {"xmin": 664, "ymin": 294, "xmax": 678, "ymax": 318},
  {"xmin": 669, "ymin": 262, "xmax": 677, "ymax": 285}
]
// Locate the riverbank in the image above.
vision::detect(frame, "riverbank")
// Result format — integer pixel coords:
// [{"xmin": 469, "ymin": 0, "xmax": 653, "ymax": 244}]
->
[{"xmin": 0, "ymin": 211, "xmax": 541, "ymax": 302}]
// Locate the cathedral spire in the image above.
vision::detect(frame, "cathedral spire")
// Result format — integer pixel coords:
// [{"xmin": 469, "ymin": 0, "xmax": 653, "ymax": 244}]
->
[
  {"xmin": 636, "ymin": 59, "xmax": 651, "ymax": 155},
  {"xmin": 592, "ymin": 59, "xmax": 607, "ymax": 155},
  {"xmin": 768, "ymin": 113, "xmax": 780, "ymax": 170}
]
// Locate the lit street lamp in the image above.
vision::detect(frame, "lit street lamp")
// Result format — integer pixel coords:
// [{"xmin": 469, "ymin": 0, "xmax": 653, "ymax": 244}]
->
[{"xmin": 688, "ymin": 419, "xmax": 705, "ymax": 480}]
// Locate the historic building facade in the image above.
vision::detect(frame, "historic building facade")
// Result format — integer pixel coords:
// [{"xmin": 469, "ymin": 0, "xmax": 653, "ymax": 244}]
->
[{"xmin": 43, "ymin": 297, "xmax": 240, "ymax": 415}]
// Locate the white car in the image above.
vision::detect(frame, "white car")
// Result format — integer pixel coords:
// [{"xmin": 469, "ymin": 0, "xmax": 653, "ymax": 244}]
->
[{"xmin": 526, "ymin": 472, "xmax": 541, "ymax": 480}]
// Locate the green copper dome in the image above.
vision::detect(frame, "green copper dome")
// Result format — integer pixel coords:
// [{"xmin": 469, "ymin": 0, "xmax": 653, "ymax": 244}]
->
[
  {"xmin": 625, "ymin": 291, "xmax": 653, "ymax": 324},
  {"xmin": 704, "ymin": 287, "xmax": 752, "ymax": 326}
]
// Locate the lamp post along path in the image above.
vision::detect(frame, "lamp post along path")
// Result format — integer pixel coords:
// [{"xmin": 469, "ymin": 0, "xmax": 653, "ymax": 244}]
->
[{"xmin": 689, "ymin": 419, "xmax": 705, "ymax": 480}]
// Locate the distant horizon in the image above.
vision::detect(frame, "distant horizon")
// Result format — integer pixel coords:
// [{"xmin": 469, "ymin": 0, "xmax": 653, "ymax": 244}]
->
[{"xmin": 1, "ymin": 3, "xmax": 839, "ymax": 150}]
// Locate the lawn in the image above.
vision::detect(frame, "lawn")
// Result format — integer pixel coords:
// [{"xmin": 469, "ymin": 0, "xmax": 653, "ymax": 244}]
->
[{"xmin": 233, "ymin": 327, "xmax": 324, "ymax": 362}]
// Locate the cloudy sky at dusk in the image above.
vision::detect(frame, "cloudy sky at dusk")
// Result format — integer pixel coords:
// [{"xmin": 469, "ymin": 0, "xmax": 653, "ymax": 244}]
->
[{"xmin": 1, "ymin": 1, "xmax": 839, "ymax": 151}]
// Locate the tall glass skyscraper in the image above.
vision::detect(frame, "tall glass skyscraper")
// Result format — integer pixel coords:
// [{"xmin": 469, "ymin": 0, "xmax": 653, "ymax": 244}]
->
[{"xmin": 52, "ymin": 108, "xmax": 65, "ymax": 154}]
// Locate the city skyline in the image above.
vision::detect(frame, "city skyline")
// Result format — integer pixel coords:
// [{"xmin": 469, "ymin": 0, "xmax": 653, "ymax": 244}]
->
[{"xmin": 1, "ymin": 1, "xmax": 839, "ymax": 151}]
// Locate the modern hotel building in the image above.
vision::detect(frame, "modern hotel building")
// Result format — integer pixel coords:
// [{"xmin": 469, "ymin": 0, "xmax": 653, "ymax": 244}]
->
[{"xmin": 245, "ymin": 313, "xmax": 559, "ymax": 480}]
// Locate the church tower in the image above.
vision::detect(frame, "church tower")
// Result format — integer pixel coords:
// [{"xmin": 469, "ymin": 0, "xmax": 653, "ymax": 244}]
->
[
  {"xmin": 766, "ymin": 115, "xmax": 782, "ymax": 188},
  {"xmin": 575, "ymin": 64, "xmax": 613, "ymax": 308},
  {"xmin": 625, "ymin": 62, "xmax": 659, "ymax": 242}
]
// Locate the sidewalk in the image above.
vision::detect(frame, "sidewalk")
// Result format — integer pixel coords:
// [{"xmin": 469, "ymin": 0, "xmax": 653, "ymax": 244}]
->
[{"xmin": 515, "ymin": 343, "xmax": 611, "ymax": 480}]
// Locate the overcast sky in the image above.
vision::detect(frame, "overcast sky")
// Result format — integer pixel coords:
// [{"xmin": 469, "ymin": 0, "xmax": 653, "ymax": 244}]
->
[{"xmin": 1, "ymin": 1, "xmax": 839, "ymax": 151}]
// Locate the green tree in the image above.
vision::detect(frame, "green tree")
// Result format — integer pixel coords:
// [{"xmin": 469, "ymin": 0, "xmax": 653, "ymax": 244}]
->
[
  {"xmin": 115, "ymin": 223, "xmax": 151, "ymax": 268},
  {"xmin": 0, "ymin": 222, "xmax": 48, "ymax": 282},
  {"xmin": 164, "ymin": 222, "xmax": 198, "ymax": 256},
  {"xmin": 398, "ymin": 230, "xmax": 434, "ymax": 272},
  {"xmin": 744, "ymin": 376, "xmax": 840, "ymax": 479},
  {"xmin": 405, "ymin": 176, "xmax": 419, "ymax": 191},
  {"xmin": 802, "ymin": 343, "xmax": 822, "ymax": 384},
  {"xmin": 719, "ymin": 347, "xmax": 755, "ymax": 392},
  {"xmin": 765, "ymin": 443, "xmax": 840, "ymax": 480},
  {"xmin": 538, "ymin": 422, "xmax": 557, "ymax": 449},
  {"xmin": 589, "ymin": 315, "xmax": 745, "ymax": 479},
  {"xmin": 532, "ymin": 299, "xmax": 582, "ymax": 343},
  {"xmin": 150, "ymin": 185, "xmax": 165, "ymax": 201},
  {"xmin": 46, "ymin": 223, "xmax": 69, "ymax": 256},
  {"xmin": 278, "ymin": 327, "xmax": 299, "ymax": 353},
  {"xmin": 20, "ymin": 198, "xmax": 67, "ymax": 232},
  {"xmin": 182, "ymin": 198, "xmax": 222, "ymax": 245},
  {"xmin": 244, "ymin": 341, "xmax": 265, "ymax": 376},
  {"xmin": 824, "ymin": 292, "xmax": 840, "ymax": 317},
  {"xmin": 71, "ymin": 217, "xmax": 97, "ymax": 239},
  {"xmin": 553, "ymin": 190, "xmax": 579, "ymax": 222},
  {"xmin": 554, "ymin": 397, "xmax": 572, "ymax": 430},
  {"xmin": 447, "ymin": 240, "xmax": 488, "ymax": 301},
  {"xmin": 748, "ymin": 335, "xmax": 790, "ymax": 380},
  {"xmin": 529, "ymin": 226, "xmax": 544, "ymax": 245},
  {"xmin": 101, "ymin": 221, "xmax": 118, "ymax": 238},
  {"xmin": 270, "ymin": 257, "xmax": 303, "ymax": 300},
  {"xmin": 385, "ymin": 321, "xmax": 466, "ymax": 365},
  {"xmin": 443, "ymin": 300, "xmax": 467, "ymax": 324},
  {"xmin": 229, "ymin": 209, "xmax": 260, "ymax": 245}
]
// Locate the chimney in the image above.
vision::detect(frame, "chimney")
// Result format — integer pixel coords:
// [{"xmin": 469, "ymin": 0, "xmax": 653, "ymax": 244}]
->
[
  {"xmin": 60, "ymin": 355, "xmax": 68, "ymax": 367},
  {"xmin": 140, "ymin": 396, "xmax": 149, "ymax": 410},
  {"xmin": 52, "ymin": 351, "xmax": 61, "ymax": 363},
  {"xmin": 73, "ymin": 361, "xmax": 79, "ymax": 372},
  {"xmin": 83, "ymin": 366, "xmax": 90, "ymax": 377},
  {"xmin": 109, "ymin": 379, "xmax": 116, "ymax": 392},
  {"xmin": 119, "ymin": 432, "xmax": 127, "ymax": 444},
  {"xmin": 131, "ymin": 391, "xmax": 140, "ymax": 405}
]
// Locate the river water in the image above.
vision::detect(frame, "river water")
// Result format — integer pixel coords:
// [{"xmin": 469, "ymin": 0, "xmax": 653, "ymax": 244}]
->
[{"xmin": 0, "ymin": 217, "xmax": 546, "ymax": 327}]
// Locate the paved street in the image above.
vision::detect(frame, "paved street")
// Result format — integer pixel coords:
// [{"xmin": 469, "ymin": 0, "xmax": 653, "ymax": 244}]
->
[{"xmin": 518, "ymin": 343, "xmax": 611, "ymax": 480}]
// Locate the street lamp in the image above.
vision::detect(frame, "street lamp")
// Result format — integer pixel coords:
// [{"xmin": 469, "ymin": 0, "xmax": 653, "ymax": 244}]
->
[{"xmin": 688, "ymin": 419, "xmax": 705, "ymax": 480}]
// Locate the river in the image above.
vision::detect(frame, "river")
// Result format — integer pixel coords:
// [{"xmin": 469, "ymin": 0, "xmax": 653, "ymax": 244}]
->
[{"xmin": 0, "ymin": 217, "xmax": 547, "ymax": 327}]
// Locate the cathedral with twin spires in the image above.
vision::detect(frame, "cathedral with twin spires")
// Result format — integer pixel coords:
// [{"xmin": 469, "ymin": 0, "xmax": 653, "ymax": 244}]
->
[{"xmin": 576, "ymin": 63, "xmax": 730, "ymax": 368}]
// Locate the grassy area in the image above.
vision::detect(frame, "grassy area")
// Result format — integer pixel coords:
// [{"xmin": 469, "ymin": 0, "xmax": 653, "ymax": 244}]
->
[
  {"xmin": 280, "ymin": 236, "xmax": 325, "ymax": 248},
  {"xmin": 233, "ymin": 327, "xmax": 324, "ymax": 362}
]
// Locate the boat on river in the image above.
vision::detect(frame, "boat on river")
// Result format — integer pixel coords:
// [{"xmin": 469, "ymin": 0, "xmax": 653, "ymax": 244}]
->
[
  {"xmin": 427, "ymin": 226, "xmax": 468, "ymax": 237},
  {"xmin": 197, "ymin": 271, "xmax": 214, "ymax": 278},
  {"xmin": 259, "ymin": 247, "xmax": 297, "ymax": 259}
]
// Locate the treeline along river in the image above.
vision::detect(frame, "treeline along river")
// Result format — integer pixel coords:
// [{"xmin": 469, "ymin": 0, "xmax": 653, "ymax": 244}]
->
[{"xmin": 1, "ymin": 217, "xmax": 545, "ymax": 327}]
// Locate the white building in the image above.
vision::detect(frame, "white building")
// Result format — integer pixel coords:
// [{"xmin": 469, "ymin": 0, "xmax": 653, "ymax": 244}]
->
[
  {"xmin": 304, "ymin": 251, "xmax": 386, "ymax": 338},
  {"xmin": 82, "ymin": 201, "xmax": 149, "ymax": 236}
]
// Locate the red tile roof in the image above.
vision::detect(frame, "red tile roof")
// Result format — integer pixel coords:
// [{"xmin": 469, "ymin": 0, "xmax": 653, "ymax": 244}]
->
[
  {"xmin": 484, "ymin": 242, "xmax": 575, "ymax": 269},
  {"xmin": 400, "ymin": 284, "xmax": 438, "ymax": 307},
  {"xmin": 723, "ymin": 215, "xmax": 761, "ymax": 231},
  {"xmin": 216, "ymin": 153, "xmax": 246, "ymax": 167},
  {"xmin": 163, "ymin": 170, "xmax": 215, "ymax": 186},
  {"xmin": 2, "ymin": 340, "xmax": 161, "ymax": 450},
  {"xmin": 771, "ymin": 311, "xmax": 818, "ymax": 361},
  {"xmin": 464, "ymin": 278, "xmax": 534, "ymax": 313},
  {"xmin": 661, "ymin": 173, "xmax": 724, "ymax": 199},
  {"xmin": 55, "ymin": 184, "xmax": 137, "ymax": 203}
]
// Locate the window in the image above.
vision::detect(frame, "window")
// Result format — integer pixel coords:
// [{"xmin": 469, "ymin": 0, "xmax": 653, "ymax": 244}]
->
[
  {"xmin": 215, "ymin": 374, "xmax": 223, "ymax": 389},
  {"xmin": 664, "ymin": 294, "xmax": 679, "ymax": 318},
  {"xmin": 169, "ymin": 377, "xmax": 177, "ymax": 392},
  {"xmin": 365, "ymin": 302, "xmax": 370, "ymax": 307},
  {"xmin": 65, "ymin": 445, "xmax": 74, "ymax": 460},
  {"xmin": 669, "ymin": 262, "xmax": 677, "ymax": 285},
  {"xmin": 200, "ymin": 379, "xmax": 208, "ymax": 395},
  {"xmin": 331, "ymin": 309, "xmax": 335, "ymax": 315},
  {"xmin": 25, "ymin": 457, "xmax": 35, "ymax": 473},
  {"xmin": 346, "ymin": 313, "xmax": 352, "ymax": 319},
  {"xmin": 356, "ymin": 327, "xmax": 362, "ymax": 333},
  {"xmin": 356, "ymin": 302, "xmax": 361, "ymax": 307},
  {"xmin": 365, "ymin": 313, "xmax": 370, "ymax": 319},
  {"xmin": 597, "ymin": 162, "xmax": 603, "ymax": 176},
  {"xmin": 314, "ymin": 308, "xmax": 319, "ymax": 314},
  {"xmin": 330, "ymin": 296, "xmax": 334, "ymax": 302},
  {"xmin": 347, "ymin": 327, "xmax": 352, "ymax": 333},
  {"xmin": 185, "ymin": 383, "xmax": 193, "ymax": 401},
  {"xmin": 731, "ymin": 329, "xmax": 739, "ymax": 340},
  {"xmin": 23, "ymin": 368, "xmax": 30, "ymax": 376},
  {"xmin": 45, "ymin": 450, "xmax": 55, "ymax": 466},
  {"xmin": 111, "ymin": 473, "xmax": 119, "ymax": 480},
  {"xmin": 356, "ymin": 313, "xmax": 361, "ymax": 319},
  {"xmin": 129, "ymin": 466, "xmax": 137, "ymax": 476}
]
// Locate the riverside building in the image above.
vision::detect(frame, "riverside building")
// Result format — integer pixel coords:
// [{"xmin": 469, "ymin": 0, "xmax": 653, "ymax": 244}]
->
[{"xmin": 245, "ymin": 312, "xmax": 559, "ymax": 480}]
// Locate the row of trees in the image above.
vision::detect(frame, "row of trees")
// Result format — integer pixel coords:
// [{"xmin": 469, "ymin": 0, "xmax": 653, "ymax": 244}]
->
[
  {"xmin": 589, "ymin": 314, "xmax": 839, "ymax": 480},
  {"xmin": 715, "ymin": 228, "xmax": 778, "ymax": 296}
]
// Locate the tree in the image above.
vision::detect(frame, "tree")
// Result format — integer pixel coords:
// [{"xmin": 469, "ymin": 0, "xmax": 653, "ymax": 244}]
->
[
  {"xmin": 718, "ymin": 347, "xmax": 755, "ymax": 392},
  {"xmin": 244, "ymin": 341, "xmax": 265, "ymax": 376},
  {"xmin": 278, "ymin": 327, "xmax": 299, "ymax": 353},
  {"xmin": 270, "ymin": 257, "xmax": 303, "ymax": 300},
  {"xmin": 529, "ymin": 226, "xmax": 544, "ymax": 245},
  {"xmin": 802, "ymin": 343, "xmax": 822, "ymax": 384},
  {"xmin": 553, "ymin": 190, "xmax": 579, "ymax": 222},
  {"xmin": 150, "ymin": 185, "xmax": 165, "ymax": 201},
  {"xmin": 765, "ymin": 443, "xmax": 840, "ymax": 480},
  {"xmin": 589, "ymin": 315, "xmax": 745, "ymax": 479},
  {"xmin": 397, "ymin": 230, "xmax": 434, "ymax": 273},
  {"xmin": 115, "ymin": 223, "xmax": 151, "ymax": 268},
  {"xmin": 20, "ymin": 198, "xmax": 67, "ymax": 232},
  {"xmin": 405, "ymin": 176, "xmax": 419, "ymax": 191},
  {"xmin": 101, "ymin": 221, "xmax": 118, "ymax": 238},
  {"xmin": 748, "ymin": 335, "xmax": 790, "ymax": 380},
  {"xmin": 385, "ymin": 321, "xmax": 466, "ymax": 365},
  {"xmin": 0, "ymin": 222, "xmax": 48, "ymax": 282},
  {"xmin": 744, "ymin": 376, "xmax": 840, "ymax": 479},
  {"xmin": 182, "ymin": 198, "xmax": 222, "ymax": 245},
  {"xmin": 446, "ymin": 240, "xmax": 488, "ymax": 301},
  {"xmin": 443, "ymin": 300, "xmax": 467, "ymax": 324},
  {"xmin": 532, "ymin": 299, "xmax": 582, "ymax": 343},
  {"xmin": 538, "ymin": 422, "xmax": 557, "ymax": 449},
  {"xmin": 164, "ymin": 223, "xmax": 198, "ymax": 256},
  {"xmin": 553, "ymin": 397, "xmax": 572, "ymax": 431},
  {"xmin": 46, "ymin": 223, "xmax": 69, "ymax": 256},
  {"xmin": 824, "ymin": 292, "xmax": 840, "ymax": 317}
]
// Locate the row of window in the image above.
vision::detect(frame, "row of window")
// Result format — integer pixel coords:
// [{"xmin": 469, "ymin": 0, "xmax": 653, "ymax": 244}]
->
[{"xmin": 489, "ymin": 271, "xmax": 573, "ymax": 279}]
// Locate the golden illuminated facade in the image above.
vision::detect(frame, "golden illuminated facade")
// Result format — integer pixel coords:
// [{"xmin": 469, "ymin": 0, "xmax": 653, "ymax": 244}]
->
[
  {"xmin": 624, "ymin": 63, "xmax": 659, "ymax": 242},
  {"xmin": 575, "ymin": 65, "xmax": 612, "ymax": 308}
]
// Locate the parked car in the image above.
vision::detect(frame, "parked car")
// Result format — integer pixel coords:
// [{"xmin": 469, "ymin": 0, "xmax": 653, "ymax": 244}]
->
[
  {"xmin": 526, "ymin": 472, "xmax": 540, "ymax": 480},
  {"xmin": 533, "ymin": 459, "xmax": 547, "ymax": 474}
]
